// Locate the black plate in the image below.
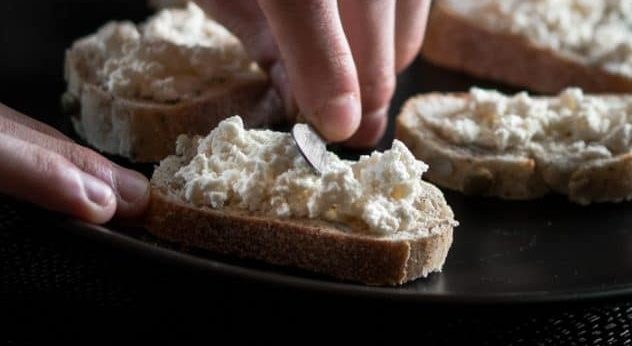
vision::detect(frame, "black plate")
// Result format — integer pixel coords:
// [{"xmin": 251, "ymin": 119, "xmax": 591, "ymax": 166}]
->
[
  {"xmin": 60, "ymin": 59, "xmax": 632, "ymax": 304},
  {"xmin": 63, "ymin": 190, "xmax": 632, "ymax": 304}
]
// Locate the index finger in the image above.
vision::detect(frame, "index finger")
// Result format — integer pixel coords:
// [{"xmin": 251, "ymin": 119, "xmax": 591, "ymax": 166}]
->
[{"xmin": 257, "ymin": 0, "xmax": 361, "ymax": 142}]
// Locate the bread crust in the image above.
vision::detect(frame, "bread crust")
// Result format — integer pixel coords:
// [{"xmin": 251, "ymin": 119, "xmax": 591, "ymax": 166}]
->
[
  {"xmin": 569, "ymin": 153, "xmax": 632, "ymax": 205},
  {"xmin": 63, "ymin": 43, "xmax": 282, "ymax": 163},
  {"xmin": 144, "ymin": 146, "xmax": 455, "ymax": 286},
  {"xmin": 396, "ymin": 93, "xmax": 632, "ymax": 204},
  {"xmin": 70, "ymin": 78, "xmax": 279, "ymax": 162},
  {"xmin": 145, "ymin": 187, "xmax": 454, "ymax": 286},
  {"xmin": 421, "ymin": 1, "xmax": 632, "ymax": 93}
]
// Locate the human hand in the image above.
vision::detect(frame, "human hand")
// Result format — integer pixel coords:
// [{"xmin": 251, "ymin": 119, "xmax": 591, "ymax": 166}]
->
[
  {"xmin": 0, "ymin": 103, "xmax": 149, "ymax": 223},
  {"xmin": 196, "ymin": 0, "xmax": 431, "ymax": 147}
]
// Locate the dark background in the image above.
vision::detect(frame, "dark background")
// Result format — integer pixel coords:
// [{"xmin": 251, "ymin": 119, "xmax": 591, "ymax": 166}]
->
[
  {"xmin": 0, "ymin": 0, "xmax": 505, "ymax": 149},
  {"xmin": 0, "ymin": 0, "xmax": 149, "ymax": 123},
  {"xmin": 2, "ymin": 1, "xmax": 632, "ymax": 344}
]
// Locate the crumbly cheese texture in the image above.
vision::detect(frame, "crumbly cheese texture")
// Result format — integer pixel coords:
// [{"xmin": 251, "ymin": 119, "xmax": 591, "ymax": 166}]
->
[
  {"xmin": 174, "ymin": 116, "xmax": 454, "ymax": 236},
  {"xmin": 473, "ymin": 0, "xmax": 632, "ymax": 77},
  {"xmin": 78, "ymin": 2, "xmax": 255, "ymax": 102},
  {"xmin": 425, "ymin": 88, "xmax": 632, "ymax": 159}
]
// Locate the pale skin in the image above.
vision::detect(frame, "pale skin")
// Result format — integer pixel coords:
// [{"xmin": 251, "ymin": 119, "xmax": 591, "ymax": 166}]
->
[{"xmin": 0, "ymin": 0, "xmax": 431, "ymax": 223}]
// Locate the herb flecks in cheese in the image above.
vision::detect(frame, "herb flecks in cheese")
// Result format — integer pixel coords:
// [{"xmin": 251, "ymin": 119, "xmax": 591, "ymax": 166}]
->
[
  {"xmin": 425, "ymin": 88, "xmax": 632, "ymax": 157},
  {"xmin": 174, "ymin": 116, "xmax": 450, "ymax": 236},
  {"xmin": 81, "ymin": 3, "xmax": 255, "ymax": 102}
]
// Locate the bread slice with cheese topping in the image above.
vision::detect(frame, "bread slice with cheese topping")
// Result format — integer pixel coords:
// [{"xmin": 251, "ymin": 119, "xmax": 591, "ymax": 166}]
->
[
  {"xmin": 396, "ymin": 88, "xmax": 632, "ymax": 204},
  {"xmin": 421, "ymin": 0, "xmax": 632, "ymax": 93},
  {"xmin": 145, "ymin": 116, "xmax": 458, "ymax": 286},
  {"xmin": 63, "ymin": 3, "xmax": 281, "ymax": 162}
]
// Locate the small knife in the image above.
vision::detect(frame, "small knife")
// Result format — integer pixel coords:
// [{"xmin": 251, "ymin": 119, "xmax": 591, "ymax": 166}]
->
[{"xmin": 291, "ymin": 123, "xmax": 328, "ymax": 175}]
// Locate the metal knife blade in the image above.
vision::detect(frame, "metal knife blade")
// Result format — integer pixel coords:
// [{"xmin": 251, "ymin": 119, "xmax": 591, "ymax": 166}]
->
[{"xmin": 291, "ymin": 123, "xmax": 328, "ymax": 175}]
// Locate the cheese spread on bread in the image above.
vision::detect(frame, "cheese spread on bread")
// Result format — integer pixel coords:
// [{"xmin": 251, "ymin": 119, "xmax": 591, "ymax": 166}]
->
[
  {"xmin": 424, "ymin": 88, "xmax": 632, "ymax": 157},
  {"xmin": 78, "ymin": 2, "xmax": 255, "ymax": 102},
  {"xmin": 173, "ymin": 116, "xmax": 453, "ymax": 235},
  {"xmin": 475, "ymin": 0, "xmax": 632, "ymax": 77}
]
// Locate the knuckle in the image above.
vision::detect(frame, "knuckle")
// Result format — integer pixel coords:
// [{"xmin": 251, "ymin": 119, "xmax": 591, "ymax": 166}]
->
[
  {"xmin": 53, "ymin": 141, "xmax": 114, "ymax": 186},
  {"xmin": 69, "ymin": 146, "xmax": 114, "ymax": 185},
  {"xmin": 32, "ymin": 149, "xmax": 81, "ymax": 191},
  {"xmin": 31, "ymin": 148, "xmax": 58, "ymax": 175}
]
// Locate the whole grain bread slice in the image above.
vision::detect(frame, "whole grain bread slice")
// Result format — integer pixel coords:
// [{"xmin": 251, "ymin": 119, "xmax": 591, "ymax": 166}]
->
[
  {"xmin": 421, "ymin": 0, "xmax": 632, "ymax": 93},
  {"xmin": 396, "ymin": 93, "xmax": 632, "ymax": 204},
  {"xmin": 144, "ymin": 147, "xmax": 455, "ymax": 286},
  {"xmin": 62, "ymin": 14, "xmax": 282, "ymax": 163}
]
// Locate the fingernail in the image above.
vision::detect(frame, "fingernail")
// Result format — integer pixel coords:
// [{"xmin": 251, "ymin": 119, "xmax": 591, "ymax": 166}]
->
[
  {"xmin": 314, "ymin": 93, "xmax": 361, "ymax": 142},
  {"xmin": 114, "ymin": 167, "xmax": 149, "ymax": 204},
  {"xmin": 82, "ymin": 174, "xmax": 115, "ymax": 207}
]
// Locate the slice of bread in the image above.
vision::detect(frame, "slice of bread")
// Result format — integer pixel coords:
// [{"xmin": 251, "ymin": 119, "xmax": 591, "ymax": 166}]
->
[
  {"xmin": 63, "ymin": 3, "xmax": 281, "ymax": 162},
  {"xmin": 396, "ymin": 88, "xmax": 632, "ymax": 204},
  {"xmin": 144, "ymin": 120, "xmax": 457, "ymax": 286},
  {"xmin": 422, "ymin": 0, "xmax": 632, "ymax": 93}
]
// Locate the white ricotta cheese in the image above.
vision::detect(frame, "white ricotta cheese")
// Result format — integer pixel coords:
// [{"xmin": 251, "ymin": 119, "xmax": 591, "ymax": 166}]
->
[
  {"xmin": 476, "ymin": 0, "xmax": 632, "ymax": 77},
  {"xmin": 83, "ymin": 2, "xmax": 254, "ymax": 102},
  {"xmin": 426, "ymin": 88, "xmax": 632, "ymax": 157},
  {"xmin": 174, "ymin": 116, "xmax": 447, "ymax": 236}
]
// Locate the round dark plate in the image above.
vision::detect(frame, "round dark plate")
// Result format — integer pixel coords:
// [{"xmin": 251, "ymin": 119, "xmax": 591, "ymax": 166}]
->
[
  {"xmin": 63, "ymin": 188, "xmax": 632, "ymax": 304},
  {"xmin": 60, "ymin": 59, "xmax": 632, "ymax": 304}
]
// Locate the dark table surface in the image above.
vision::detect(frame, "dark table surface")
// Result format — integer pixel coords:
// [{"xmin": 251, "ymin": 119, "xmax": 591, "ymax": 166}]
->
[{"xmin": 2, "ymin": 1, "xmax": 632, "ymax": 344}]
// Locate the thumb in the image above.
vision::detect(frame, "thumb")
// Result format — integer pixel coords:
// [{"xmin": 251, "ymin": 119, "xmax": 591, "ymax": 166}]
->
[
  {"xmin": 0, "ymin": 134, "xmax": 117, "ymax": 223},
  {"xmin": 0, "ymin": 116, "xmax": 150, "ymax": 220}
]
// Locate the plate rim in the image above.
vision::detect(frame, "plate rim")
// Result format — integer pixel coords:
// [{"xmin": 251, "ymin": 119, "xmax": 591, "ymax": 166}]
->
[{"xmin": 61, "ymin": 218, "xmax": 632, "ymax": 305}]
